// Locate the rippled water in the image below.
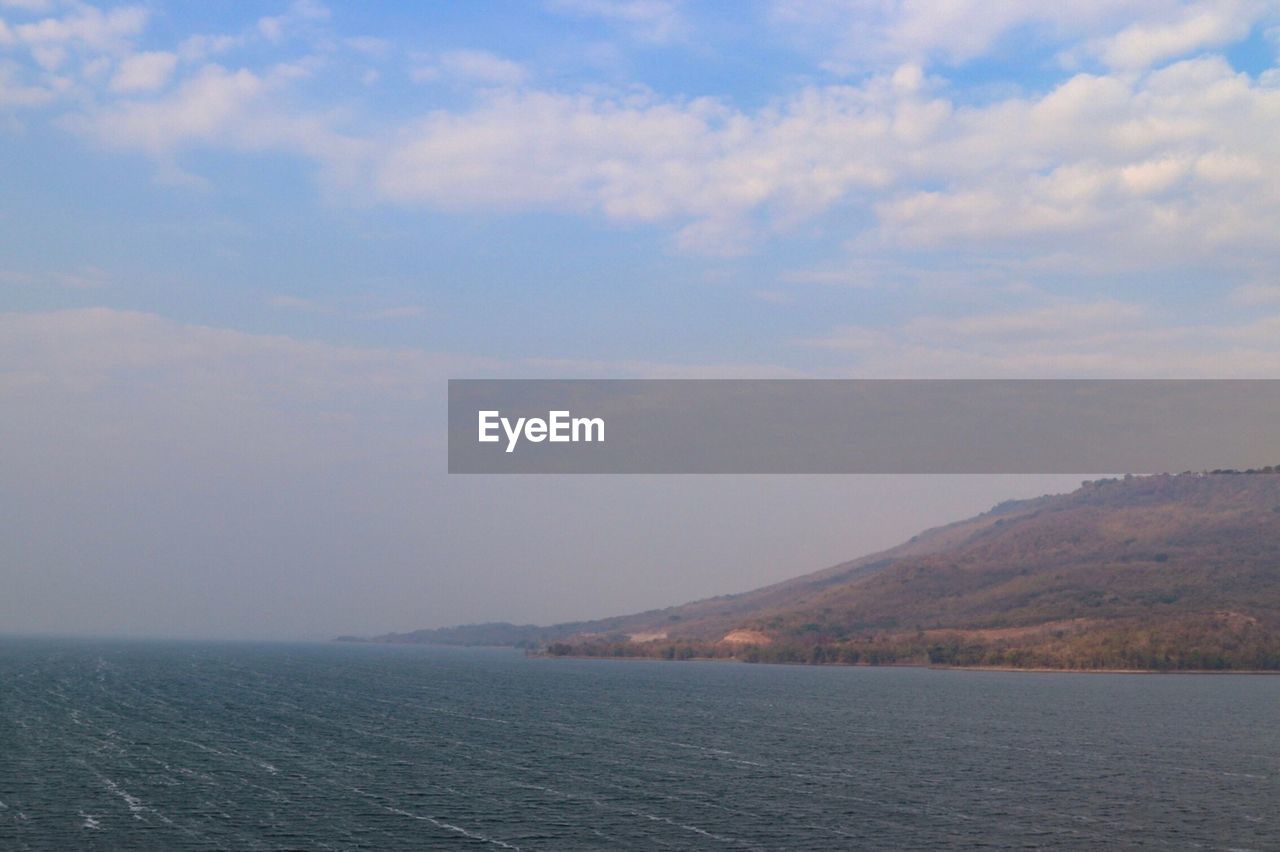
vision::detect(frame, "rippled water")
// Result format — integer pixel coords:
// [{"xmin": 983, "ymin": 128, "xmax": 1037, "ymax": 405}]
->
[{"xmin": 1, "ymin": 638, "xmax": 1277, "ymax": 849}]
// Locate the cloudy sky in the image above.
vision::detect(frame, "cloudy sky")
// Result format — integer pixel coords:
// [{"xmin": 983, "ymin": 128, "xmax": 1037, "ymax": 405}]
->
[{"xmin": 3, "ymin": 1, "xmax": 1279, "ymax": 639}]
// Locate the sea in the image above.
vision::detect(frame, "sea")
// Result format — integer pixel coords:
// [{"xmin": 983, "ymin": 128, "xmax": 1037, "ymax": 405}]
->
[{"xmin": 1, "ymin": 637, "xmax": 1276, "ymax": 850}]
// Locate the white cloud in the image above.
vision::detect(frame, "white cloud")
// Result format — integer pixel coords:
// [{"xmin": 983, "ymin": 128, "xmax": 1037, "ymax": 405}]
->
[
  {"xmin": 50, "ymin": 264, "xmax": 110, "ymax": 289},
  {"xmin": 74, "ymin": 64, "xmax": 266, "ymax": 153},
  {"xmin": 363, "ymin": 56, "xmax": 1280, "ymax": 263},
  {"xmin": 177, "ymin": 33, "xmax": 242, "ymax": 63},
  {"xmin": 427, "ymin": 49, "xmax": 528, "ymax": 86},
  {"xmin": 257, "ymin": 0, "xmax": 328, "ymax": 44},
  {"xmin": 257, "ymin": 16, "xmax": 284, "ymax": 44},
  {"xmin": 864, "ymin": 58, "xmax": 1280, "ymax": 264},
  {"xmin": 517, "ymin": 354, "xmax": 802, "ymax": 378},
  {"xmin": 0, "ymin": 0, "xmax": 56, "ymax": 12},
  {"xmin": 20, "ymin": 0, "xmax": 1280, "ymax": 272},
  {"xmin": 803, "ymin": 300, "xmax": 1280, "ymax": 378},
  {"xmin": 0, "ymin": 61, "xmax": 58, "ymax": 105},
  {"xmin": 28, "ymin": 42, "xmax": 63, "ymax": 70},
  {"xmin": 673, "ymin": 216, "xmax": 755, "ymax": 256},
  {"xmin": 110, "ymin": 51, "xmax": 177, "ymax": 93},
  {"xmin": 69, "ymin": 63, "xmax": 366, "ymax": 175},
  {"xmin": 546, "ymin": 0, "xmax": 689, "ymax": 43},
  {"xmin": 346, "ymin": 35, "xmax": 391, "ymax": 58},
  {"xmin": 369, "ymin": 80, "xmax": 912, "ymax": 250},
  {"xmin": 1084, "ymin": 1, "xmax": 1266, "ymax": 70},
  {"xmin": 771, "ymin": 0, "xmax": 1099, "ymax": 70},
  {"xmin": 441, "ymin": 50, "xmax": 526, "ymax": 85},
  {"xmin": 902, "ymin": 300, "xmax": 1146, "ymax": 338},
  {"xmin": 772, "ymin": 0, "xmax": 1278, "ymax": 73},
  {"xmin": 374, "ymin": 90, "xmax": 732, "ymax": 217},
  {"xmin": 13, "ymin": 4, "xmax": 147, "ymax": 57},
  {"xmin": 779, "ymin": 258, "xmax": 917, "ymax": 289}
]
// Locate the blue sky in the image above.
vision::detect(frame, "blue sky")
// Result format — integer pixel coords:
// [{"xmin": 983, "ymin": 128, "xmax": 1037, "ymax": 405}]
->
[
  {"xmin": 3, "ymin": 0, "xmax": 1279, "ymax": 372},
  {"xmin": 3, "ymin": 1, "xmax": 1280, "ymax": 638}
]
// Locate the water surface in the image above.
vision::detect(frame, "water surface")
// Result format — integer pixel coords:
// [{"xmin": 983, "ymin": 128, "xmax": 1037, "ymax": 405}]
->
[{"xmin": 1, "ymin": 638, "xmax": 1276, "ymax": 849}]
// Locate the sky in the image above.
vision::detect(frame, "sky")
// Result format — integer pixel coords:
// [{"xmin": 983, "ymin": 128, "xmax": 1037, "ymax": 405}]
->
[{"xmin": 3, "ymin": 0, "xmax": 1279, "ymax": 639}]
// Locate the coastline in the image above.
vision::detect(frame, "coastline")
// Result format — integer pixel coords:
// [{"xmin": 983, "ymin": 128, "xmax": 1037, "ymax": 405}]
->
[
  {"xmin": 938, "ymin": 664, "xmax": 1280, "ymax": 675},
  {"xmin": 512, "ymin": 648, "xmax": 1280, "ymax": 674}
]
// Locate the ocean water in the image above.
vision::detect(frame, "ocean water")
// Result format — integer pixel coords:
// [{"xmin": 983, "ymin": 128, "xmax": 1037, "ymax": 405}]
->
[{"xmin": 1, "ymin": 639, "xmax": 1277, "ymax": 850}]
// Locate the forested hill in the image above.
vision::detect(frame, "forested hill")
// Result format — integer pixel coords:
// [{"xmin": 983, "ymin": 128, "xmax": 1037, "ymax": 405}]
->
[{"xmin": 349, "ymin": 472, "xmax": 1280, "ymax": 670}]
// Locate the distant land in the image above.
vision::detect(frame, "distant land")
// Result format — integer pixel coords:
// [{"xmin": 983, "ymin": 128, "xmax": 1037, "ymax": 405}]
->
[{"xmin": 342, "ymin": 471, "xmax": 1280, "ymax": 670}]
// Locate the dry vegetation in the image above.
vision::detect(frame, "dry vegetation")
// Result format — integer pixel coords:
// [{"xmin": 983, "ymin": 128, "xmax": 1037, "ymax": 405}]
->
[{"xmin": 544, "ymin": 473, "xmax": 1280, "ymax": 671}]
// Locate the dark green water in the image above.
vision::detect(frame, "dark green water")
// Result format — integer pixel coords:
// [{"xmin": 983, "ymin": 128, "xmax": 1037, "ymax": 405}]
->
[{"xmin": 1, "ymin": 638, "xmax": 1277, "ymax": 850}]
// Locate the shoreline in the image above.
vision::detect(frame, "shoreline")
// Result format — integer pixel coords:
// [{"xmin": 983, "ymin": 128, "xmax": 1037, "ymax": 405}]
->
[
  {"xmin": 938, "ymin": 664, "xmax": 1280, "ymax": 675},
  {"xmin": 518, "ymin": 650, "xmax": 1280, "ymax": 674}
]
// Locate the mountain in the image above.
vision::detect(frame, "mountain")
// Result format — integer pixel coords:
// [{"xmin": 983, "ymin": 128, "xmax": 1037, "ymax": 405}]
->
[{"xmin": 350, "ymin": 472, "xmax": 1280, "ymax": 670}]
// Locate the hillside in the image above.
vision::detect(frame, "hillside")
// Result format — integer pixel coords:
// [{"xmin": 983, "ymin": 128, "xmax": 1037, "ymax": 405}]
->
[{"xmin": 352, "ymin": 473, "xmax": 1280, "ymax": 670}]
